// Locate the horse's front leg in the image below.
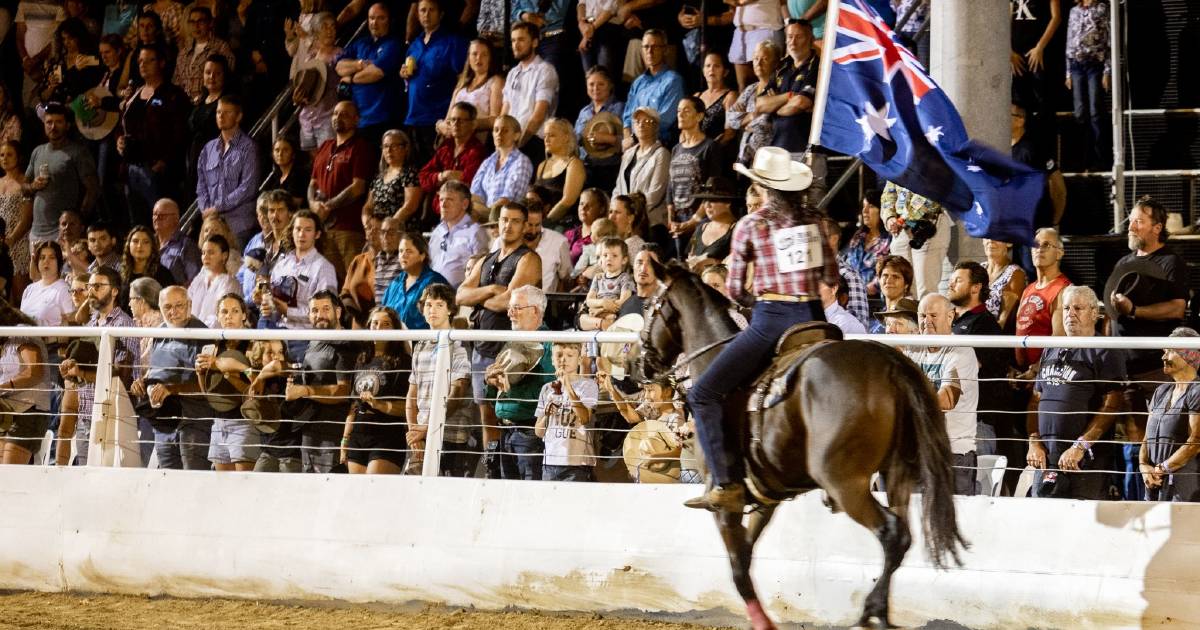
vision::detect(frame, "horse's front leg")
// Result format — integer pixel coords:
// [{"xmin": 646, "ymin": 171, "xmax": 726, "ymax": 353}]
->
[{"xmin": 715, "ymin": 509, "xmax": 777, "ymax": 630}]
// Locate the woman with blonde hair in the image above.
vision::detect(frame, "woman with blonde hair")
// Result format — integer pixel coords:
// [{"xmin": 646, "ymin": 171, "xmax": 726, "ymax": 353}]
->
[
  {"xmin": 533, "ymin": 118, "xmax": 586, "ymax": 226},
  {"xmin": 438, "ymin": 38, "xmax": 503, "ymax": 143}
]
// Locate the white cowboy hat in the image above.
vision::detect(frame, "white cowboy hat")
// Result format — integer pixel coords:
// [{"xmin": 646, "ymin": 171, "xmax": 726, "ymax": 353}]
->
[
  {"xmin": 598, "ymin": 313, "xmax": 644, "ymax": 367},
  {"xmin": 733, "ymin": 146, "xmax": 814, "ymax": 191}
]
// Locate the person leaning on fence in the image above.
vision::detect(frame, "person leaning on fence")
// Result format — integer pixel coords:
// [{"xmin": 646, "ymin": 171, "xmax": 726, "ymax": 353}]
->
[
  {"xmin": 535, "ymin": 342, "xmax": 600, "ymax": 482},
  {"xmin": 132, "ymin": 286, "xmax": 213, "ymax": 471},
  {"xmin": 285, "ymin": 289, "xmax": 359, "ymax": 474},
  {"xmin": 456, "ymin": 201, "xmax": 541, "ymax": 467},
  {"xmin": 1139, "ymin": 327, "xmax": 1200, "ymax": 503},
  {"xmin": 406, "ymin": 283, "xmax": 477, "ymax": 477},
  {"xmin": 341, "ymin": 306, "xmax": 410, "ymax": 475},
  {"xmin": 58, "ymin": 266, "xmax": 139, "ymax": 464},
  {"xmin": 194, "ymin": 293, "xmax": 261, "ymax": 472},
  {"xmin": 0, "ymin": 303, "xmax": 53, "ymax": 465},
  {"xmin": 483, "ymin": 285, "xmax": 555, "ymax": 480},
  {"xmin": 250, "ymin": 339, "xmax": 300, "ymax": 474},
  {"xmin": 1027, "ymin": 285, "xmax": 1125, "ymax": 500}
]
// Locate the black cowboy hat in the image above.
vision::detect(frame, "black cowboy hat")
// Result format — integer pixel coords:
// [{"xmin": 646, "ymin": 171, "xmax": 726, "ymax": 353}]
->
[
  {"xmin": 692, "ymin": 176, "xmax": 740, "ymax": 202},
  {"xmin": 1103, "ymin": 257, "xmax": 1174, "ymax": 322}
]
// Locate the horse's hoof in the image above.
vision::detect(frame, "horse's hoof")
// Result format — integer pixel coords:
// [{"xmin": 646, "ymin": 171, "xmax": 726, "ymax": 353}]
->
[
  {"xmin": 746, "ymin": 600, "xmax": 777, "ymax": 630},
  {"xmin": 854, "ymin": 615, "xmax": 896, "ymax": 629},
  {"xmin": 821, "ymin": 490, "xmax": 842, "ymax": 513}
]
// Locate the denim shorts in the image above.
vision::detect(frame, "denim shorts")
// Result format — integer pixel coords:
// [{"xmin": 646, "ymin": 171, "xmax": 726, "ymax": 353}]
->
[{"xmin": 207, "ymin": 418, "xmax": 262, "ymax": 464}]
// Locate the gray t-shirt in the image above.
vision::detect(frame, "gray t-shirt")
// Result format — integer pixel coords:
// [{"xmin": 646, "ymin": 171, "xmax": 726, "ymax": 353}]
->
[{"xmin": 26, "ymin": 140, "xmax": 96, "ymax": 242}]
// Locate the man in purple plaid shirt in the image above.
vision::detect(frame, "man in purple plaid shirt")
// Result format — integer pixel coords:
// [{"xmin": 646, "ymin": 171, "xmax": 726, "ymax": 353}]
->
[{"xmin": 685, "ymin": 147, "xmax": 839, "ymax": 513}]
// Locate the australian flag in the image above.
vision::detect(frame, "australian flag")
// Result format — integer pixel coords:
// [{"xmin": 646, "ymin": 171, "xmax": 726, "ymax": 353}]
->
[{"xmin": 811, "ymin": 0, "xmax": 1044, "ymax": 245}]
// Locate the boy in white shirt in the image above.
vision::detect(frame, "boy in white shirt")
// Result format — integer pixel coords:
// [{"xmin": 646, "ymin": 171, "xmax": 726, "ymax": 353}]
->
[{"xmin": 535, "ymin": 342, "xmax": 599, "ymax": 481}]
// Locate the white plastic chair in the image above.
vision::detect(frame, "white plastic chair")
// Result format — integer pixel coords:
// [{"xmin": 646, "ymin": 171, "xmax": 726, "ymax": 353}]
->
[
  {"xmin": 1013, "ymin": 465, "xmax": 1037, "ymax": 498},
  {"xmin": 36, "ymin": 430, "xmax": 53, "ymax": 466},
  {"xmin": 976, "ymin": 454, "xmax": 1007, "ymax": 497}
]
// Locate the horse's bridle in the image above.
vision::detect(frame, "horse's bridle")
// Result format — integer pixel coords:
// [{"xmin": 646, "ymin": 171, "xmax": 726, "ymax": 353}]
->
[{"xmin": 641, "ymin": 282, "xmax": 737, "ymax": 385}]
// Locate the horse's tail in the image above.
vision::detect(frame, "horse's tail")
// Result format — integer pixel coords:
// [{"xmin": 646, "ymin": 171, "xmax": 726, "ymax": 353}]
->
[{"xmin": 890, "ymin": 352, "xmax": 969, "ymax": 569}]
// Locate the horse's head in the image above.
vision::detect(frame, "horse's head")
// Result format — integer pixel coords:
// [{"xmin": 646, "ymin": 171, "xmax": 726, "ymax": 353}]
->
[{"xmin": 638, "ymin": 259, "xmax": 726, "ymax": 381}]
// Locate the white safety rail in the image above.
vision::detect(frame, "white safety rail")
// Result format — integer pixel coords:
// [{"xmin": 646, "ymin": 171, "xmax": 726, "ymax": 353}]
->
[{"xmin": 6, "ymin": 326, "xmax": 1200, "ymax": 485}]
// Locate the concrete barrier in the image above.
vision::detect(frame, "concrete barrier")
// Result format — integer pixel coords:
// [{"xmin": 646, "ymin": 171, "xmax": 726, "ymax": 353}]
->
[{"xmin": 0, "ymin": 466, "xmax": 1194, "ymax": 628}]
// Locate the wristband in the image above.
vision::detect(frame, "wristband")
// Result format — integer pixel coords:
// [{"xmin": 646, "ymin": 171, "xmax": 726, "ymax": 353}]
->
[
  {"xmin": 1130, "ymin": 304, "xmax": 1137, "ymax": 319},
  {"xmin": 1072, "ymin": 439, "xmax": 1093, "ymax": 457},
  {"xmin": 1159, "ymin": 461, "xmax": 1175, "ymax": 474},
  {"xmin": 340, "ymin": 437, "xmax": 350, "ymax": 444}
]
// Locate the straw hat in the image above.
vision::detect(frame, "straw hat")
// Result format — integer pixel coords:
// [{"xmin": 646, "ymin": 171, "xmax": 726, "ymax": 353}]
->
[
  {"xmin": 734, "ymin": 146, "xmax": 813, "ymax": 191},
  {"xmin": 581, "ymin": 112, "xmax": 622, "ymax": 160},
  {"xmin": 70, "ymin": 88, "xmax": 119, "ymax": 141},
  {"xmin": 598, "ymin": 313, "xmax": 644, "ymax": 368},
  {"xmin": 199, "ymin": 349, "xmax": 250, "ymax": 413},
  {"xmin": 622, "ymin": 419, "xmax": 681, "ymax": 483}
]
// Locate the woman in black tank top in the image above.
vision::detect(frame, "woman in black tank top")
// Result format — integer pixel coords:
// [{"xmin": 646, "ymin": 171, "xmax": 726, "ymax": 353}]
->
[{"xmin": 534, "ymin": 118, "xmax": 586, "ymax": 229}]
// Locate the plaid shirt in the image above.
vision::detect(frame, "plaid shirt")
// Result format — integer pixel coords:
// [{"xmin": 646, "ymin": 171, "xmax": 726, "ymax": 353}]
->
[
  {"xmin": 410, "ymin": 338, "xmax": 473, "ymax": 444},
  {"xmin": 76, "ymin": 306, "xmax": 139, "ymax": 426},
  {"xmin": 727, "ymin": 199, "xmax": 838, "ymax": 306},
  {"xmin": 173, "ymin": 37, "xmax": 235, "ymax": 100},
  {"xmin": 840, "ymin": 262, "xmax": 871, "ymax": 328}
]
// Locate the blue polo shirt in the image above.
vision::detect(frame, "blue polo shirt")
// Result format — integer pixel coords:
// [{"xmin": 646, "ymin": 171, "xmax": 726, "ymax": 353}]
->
[
  {"xmin": 404, "ymin": 28, "xmax": 468, "ymax": 127},
  {"xmin": 382, "ymin": 265, "xmax": 449, "ymax": 330},
  {"xmin": 623, "ymin": 67, "xmax": 686, "ymax": 143},
  {"xmin": 339, "ymin": 33, "xmax": 404, "ymax": 127}
]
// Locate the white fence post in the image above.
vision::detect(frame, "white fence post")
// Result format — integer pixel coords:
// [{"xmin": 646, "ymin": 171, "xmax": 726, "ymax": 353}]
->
[
  {"xmin": 421, "ymin": 330, "xmax": 453, "ymax": 477},
  {"xmin": 87, "ymin": 331, "xmax": 115, "ymax": 466}
]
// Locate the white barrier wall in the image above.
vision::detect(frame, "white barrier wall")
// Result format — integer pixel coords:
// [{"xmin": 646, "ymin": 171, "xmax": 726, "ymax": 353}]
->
[{"xmin": 0, "ymin": 468, "xmax": 1196, "ymax": 629}]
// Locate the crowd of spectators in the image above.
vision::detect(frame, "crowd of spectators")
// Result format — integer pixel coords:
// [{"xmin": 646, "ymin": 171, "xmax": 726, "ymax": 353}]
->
[{"xmin": 0, "ymin": 0, "xmax": 1195, "ymax": 503}]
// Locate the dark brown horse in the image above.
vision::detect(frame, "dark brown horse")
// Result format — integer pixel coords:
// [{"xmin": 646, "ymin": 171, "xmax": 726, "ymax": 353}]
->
[{"xmin": 637, "ymin": 262, "xmax": 967, "ymax": 629}]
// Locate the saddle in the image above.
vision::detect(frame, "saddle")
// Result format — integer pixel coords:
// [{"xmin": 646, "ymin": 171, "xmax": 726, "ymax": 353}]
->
[
  {"xmin": 743, "ymin": 321, "xmax": 843, "ymax": 505},
  {"xmin": 750, "ymin": 321, "xmax": 843, "ymax": 412}
]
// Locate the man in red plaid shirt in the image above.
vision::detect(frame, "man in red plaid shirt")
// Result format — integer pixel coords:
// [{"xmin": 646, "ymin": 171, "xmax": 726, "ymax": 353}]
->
[{"xmin": 685, "ymin": 147, "xmax": 839, "ymax": 513}]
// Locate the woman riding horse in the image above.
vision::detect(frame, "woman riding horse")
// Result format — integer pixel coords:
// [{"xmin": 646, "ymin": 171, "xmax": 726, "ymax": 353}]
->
[
  {"xmin": 685, "ymin": 146, "xmax": 838, "ymax": 513},
  {"xmin": 639, "ymin": 258, "xmax": 967, "ymax": 630}
]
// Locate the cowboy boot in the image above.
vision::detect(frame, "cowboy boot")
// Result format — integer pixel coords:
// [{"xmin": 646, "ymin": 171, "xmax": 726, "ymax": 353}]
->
[{"xmin": 683, "ymin": 482, "xmax": 746, "ymax": 512}]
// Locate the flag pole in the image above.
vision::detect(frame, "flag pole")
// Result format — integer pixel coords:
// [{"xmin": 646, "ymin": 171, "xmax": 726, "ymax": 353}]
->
[{"xmin": 807, "ymin": 0, "xmax": 842, "ymax": 151}]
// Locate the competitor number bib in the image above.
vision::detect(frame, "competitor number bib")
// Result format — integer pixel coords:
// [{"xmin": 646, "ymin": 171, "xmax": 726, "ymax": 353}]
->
[{"xmin": 772, "ymin": 224, "xmax": 823, "ymax": 273}]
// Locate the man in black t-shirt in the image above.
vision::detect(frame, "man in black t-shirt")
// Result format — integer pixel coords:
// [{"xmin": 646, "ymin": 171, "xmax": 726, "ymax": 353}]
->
[
  {"xmin": 1105, "ymin": 195, "xmax": 1190, "ymax": 499},
  {"xmin": 948, "ymin": 262, "xmax": 1009, "ymax": 452},
  {"xmin": 286, "ymin": 290, "xmax": 359, "ymax": 473},
  {"xmin": 1028, "ymin": 285, "xmax": 1124, "ymax": 499}
]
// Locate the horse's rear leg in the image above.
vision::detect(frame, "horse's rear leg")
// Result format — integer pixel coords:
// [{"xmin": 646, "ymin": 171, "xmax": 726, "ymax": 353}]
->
[
  {"xmin": 716, "ymin": 509, "xmax": 777, "ymax": 630},
  {"xmin": 822, "ymin": 479, "xmax": 911, "ymax": 629}
]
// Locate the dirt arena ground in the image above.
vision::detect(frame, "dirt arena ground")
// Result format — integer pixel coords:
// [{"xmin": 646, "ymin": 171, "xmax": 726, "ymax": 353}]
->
[{"xmin": 0, "ymin": 592, "xmax": 739, "ymax": 630}]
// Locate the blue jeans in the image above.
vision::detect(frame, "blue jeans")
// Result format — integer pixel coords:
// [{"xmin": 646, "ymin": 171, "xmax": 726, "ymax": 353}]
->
[
  {"xmin": 125, "ymin": 163, "xmax": 174, "ymax": 228},
  {"xmin": 1123, "ymin": 442, "xmax": 1145, "ymax": 501},
  {"xmin": 543, "ymin": 464, "xmax": 593, "ymax": 481},
  {"xmin": 500, "ymin": 426, "xmax": 543, "ymax": 480},
  {"xmin": 687, "ymin": 299, "xmax": 824, "ymax": 486},
  {"xmin": 1069, "ymin": 60, "xmax": 1105, "ymax": 167},
  {"xmin": 154, "ymin": 421, "xmax": 212, "ymax": 470}
]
